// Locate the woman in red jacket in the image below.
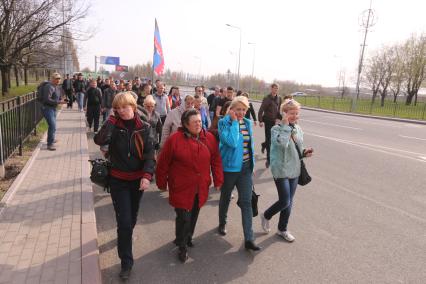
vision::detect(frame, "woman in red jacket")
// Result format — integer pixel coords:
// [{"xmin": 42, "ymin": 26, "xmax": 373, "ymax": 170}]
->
[{"xmin": 156, "ymin": 109, "xmax": 224, "ymax": 263}]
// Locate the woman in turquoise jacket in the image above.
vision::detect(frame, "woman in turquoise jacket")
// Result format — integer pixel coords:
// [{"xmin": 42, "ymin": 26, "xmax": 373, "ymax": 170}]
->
[
  {"xmin": 218, "ymin": 96, "xmax": 260, "ymax": 251},
  {"xmin": 260, "ymin": 99, "xmax": 313, "ymax": 242}
]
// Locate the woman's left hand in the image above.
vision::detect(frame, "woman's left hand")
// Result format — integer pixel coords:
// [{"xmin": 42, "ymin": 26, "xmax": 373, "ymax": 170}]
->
[
  {"xmin": 139, "ymin": 178, "xmax": 150, "ymax": 191},
  {"xmin": 303, "ymin": 148, "xmax": 314, "ymax": 158}
]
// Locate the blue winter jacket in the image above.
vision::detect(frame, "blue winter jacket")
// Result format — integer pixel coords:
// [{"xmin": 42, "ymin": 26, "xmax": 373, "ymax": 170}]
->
[{"xmin": 218, "ymin": 115, "xmax": 255, "ymax": 172}]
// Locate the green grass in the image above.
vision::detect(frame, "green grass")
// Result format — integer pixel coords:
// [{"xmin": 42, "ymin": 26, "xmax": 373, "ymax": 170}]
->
[
  {"xmin": 249, "ymin": 94, "xmax": 426, "ymax": 121},
  {"xmin": 298, "ymin": 96, "xmax": 426, "ymax": 121},
  {"xmin": 0, "ymin": 84, "xmax": 37, "ymax": 102}
]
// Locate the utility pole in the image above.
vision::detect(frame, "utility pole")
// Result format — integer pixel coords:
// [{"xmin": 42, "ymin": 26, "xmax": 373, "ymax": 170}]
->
[
  {"xmin": 62, "ymin": 0, "xmax": 66, "ymax": 75},
  {"xmin": 226, "ymin": 24, "xmax": 242, "ymax": 91},
  {"xmin": 353, "ymin": 0, "xmax": 376, "ymax": 111}
]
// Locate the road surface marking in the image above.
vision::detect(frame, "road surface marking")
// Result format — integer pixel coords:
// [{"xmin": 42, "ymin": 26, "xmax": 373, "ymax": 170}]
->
[
  {"xmin": 399, "ymin": 135, "xmax": 426, "ymax": 141},
  {"xmin": 301, "ymin": 119, "xmax": 362, "ymax": 130},
  {"xmin": 306, "ymin": 132, "xmax": 426, "ymax": 163},
  {"xmin": 314, "ymin": 175, "xmax": 426, "ymax": 224}
]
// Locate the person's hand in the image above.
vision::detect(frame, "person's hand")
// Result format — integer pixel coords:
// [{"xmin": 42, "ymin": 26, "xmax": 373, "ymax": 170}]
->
[
  {"xmin": 228, "ymin": 109, "xmax": 237, "ymax": 121},
  {"xmin": 275, "ymin": 118, "xmax": 281, "ymax": 125},
  {"xmin": 139, "ymin": 178, "xmax": 150, "ymax": 191},
  {"xmin": 303, "ymin": 148, "xmax": 314, "ymax": 158},
  {"xmin": 253, "ymin": 121, "xmax": 257, "ymax": 126},
  {"xmin": 215, "ymin": 186, "xmax": 222, "ymax": 191},
  {"xmin": 281, "ymin": 112, "xmax": 289, "ymax": 125},
  {"xmin": 259, "ymin": 122, "xmax": 264, "ymax": 127}
]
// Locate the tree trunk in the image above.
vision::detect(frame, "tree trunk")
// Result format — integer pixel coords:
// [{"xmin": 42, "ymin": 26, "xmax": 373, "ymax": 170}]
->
[
  {"xmin": 35, "ymin": 69, "xmax": 39, "ymax": 81},
  {"xmin": 405, "ymin": 92, "xmax": 414, "ymax": 105},
  {"xmin": 1, "ymin": 66, "xmax": 10, "ymax": 96},
  {"xmin": 24, "ymin": 67, "xmax": 28, "ymax": 85},
  {"xmin": 414, "ymin": 93, "xmax": 418, "ymax": 106},
  {"xmin": 371, "ymin": 91, "xmax": 378, "ymax": 104},
  {"xmin": 7, "ymin": 68, "xmax": 11, "ymax": 88},
  {"xmin": 380, "ymin": 95, "xmax": 385, "ymax": 107},
  {"xmin": 14, "ymin": 65, "xmax": 20, "ymax": 87}
]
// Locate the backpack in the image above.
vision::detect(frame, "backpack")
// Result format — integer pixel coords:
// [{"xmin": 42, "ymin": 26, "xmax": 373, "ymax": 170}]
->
[{"xmin": 36, "ymin": 81, "xmax": 50, "ymax": 102}]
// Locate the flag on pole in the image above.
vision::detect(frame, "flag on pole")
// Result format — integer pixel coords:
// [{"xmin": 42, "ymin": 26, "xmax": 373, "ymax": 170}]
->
[{"xmin": 153, "ymin": 19, "xmax": 165, "ymax": 76}]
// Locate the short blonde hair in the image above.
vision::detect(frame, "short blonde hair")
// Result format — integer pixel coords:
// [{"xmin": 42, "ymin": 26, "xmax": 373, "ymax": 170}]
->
[
  {"xmin": 230, "ymin": 96, "xmax": 249, "ymax": 110},
  {"xmin": 112, "ymin": 92, "xmax": 137, "ymax": 110},
  {"xmin": 143, "ymin": 95, "xmax": 156, "ymax": 106},
  {"xmin": 281, "ymin": 99, "xmax": 301, "ymax": 113}
]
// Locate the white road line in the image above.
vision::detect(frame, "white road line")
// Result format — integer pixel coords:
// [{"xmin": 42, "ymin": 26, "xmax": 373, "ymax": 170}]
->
[
  {"xmin": 306, "ymin": 132, "xmax": 426, "ymax": 163},
  {"xmin": 301, "ymin": 119, "xmax": 363, "ymax": 130},
  {"xmin": 399, "ymin": 135, "xmax": 426, "ymax": 141},
  {"xmin": 314, "ymin": 175, "xmax": 426, "ymax": 224}
]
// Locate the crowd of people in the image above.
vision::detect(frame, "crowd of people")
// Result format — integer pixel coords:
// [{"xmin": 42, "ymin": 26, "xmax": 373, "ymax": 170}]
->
[{"xmin": 38, "ymin": 72, "xmax": 313, "ymax": 280}]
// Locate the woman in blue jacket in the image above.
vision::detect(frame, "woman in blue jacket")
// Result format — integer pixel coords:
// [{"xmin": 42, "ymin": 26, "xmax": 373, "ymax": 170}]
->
[
  {"xmin": 218, "ymin": 96, "xmax": 260, "ymax": 251},
  {"xmin": 260, "ymin": 99, "xmax": 313, "ymax": 242}
]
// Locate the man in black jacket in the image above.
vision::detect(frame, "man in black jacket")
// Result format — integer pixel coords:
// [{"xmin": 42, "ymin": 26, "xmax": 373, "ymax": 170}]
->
[
  {"xmin": 73, "ymin": 73, "xmax": 86, "ymax": 112},
  {"xmin": 258, "ymin": 83, "xmax": 282, "ymax": 168},
  {"xmin": 84, "ymin": 80, "xmax": 103, "ymax": 132},
  {"xmin": 62, "ymin": 74, "xmax": 74, "ymax": 109}
]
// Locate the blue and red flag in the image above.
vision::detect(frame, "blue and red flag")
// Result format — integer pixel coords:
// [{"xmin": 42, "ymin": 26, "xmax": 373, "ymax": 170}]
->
[{"xmin": 153, "ymin": 19, "xmax": 165, "ymax": 76}]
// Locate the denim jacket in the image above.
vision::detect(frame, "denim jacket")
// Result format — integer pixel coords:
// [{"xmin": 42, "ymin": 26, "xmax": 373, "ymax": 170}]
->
[
  {"xmin": 270, "ymin": 123, "xmax": 305, "ymax": 179},
  {"xmin": 218, "ymin": 115, "xmax": 255, "ymax": 172}
]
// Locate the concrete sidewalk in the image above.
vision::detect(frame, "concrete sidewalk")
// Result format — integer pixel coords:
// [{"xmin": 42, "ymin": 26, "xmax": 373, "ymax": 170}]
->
[{"xmin": 0, "ymin": 108, "xmax": 100, "ymax": 284}]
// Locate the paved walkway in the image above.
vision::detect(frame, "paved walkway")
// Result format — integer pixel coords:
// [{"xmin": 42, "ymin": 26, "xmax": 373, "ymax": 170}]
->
[{"xmin": 0, "ymin": 108, "xmax": 100, "ymax": 284}]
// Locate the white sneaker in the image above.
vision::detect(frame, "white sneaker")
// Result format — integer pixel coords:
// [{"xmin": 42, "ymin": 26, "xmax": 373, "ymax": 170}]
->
[
  {"xmin": 260, "ymin": 213, "xmax": 270, "ymax": 233},
  {"xmin": 277, "ymin": 230, "xmax": 295, "ymax": 242}
]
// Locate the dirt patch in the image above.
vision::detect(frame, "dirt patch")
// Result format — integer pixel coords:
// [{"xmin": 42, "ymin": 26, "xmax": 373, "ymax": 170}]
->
[{"xmin": 0, "ymin": 131, "xmax": 45, "ymax": 200}]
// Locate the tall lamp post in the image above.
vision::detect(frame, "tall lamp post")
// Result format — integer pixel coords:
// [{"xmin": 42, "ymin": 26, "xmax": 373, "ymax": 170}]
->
[
  {"xmin": 226, "ymin": 24, "xmax": 241, "ymax": 91},
  {"xmin": 248, "ymin": 42, "xmax": 256, "ymax": 94}
]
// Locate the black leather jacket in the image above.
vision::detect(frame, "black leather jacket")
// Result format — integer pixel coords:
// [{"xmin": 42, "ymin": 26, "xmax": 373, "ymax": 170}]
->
[{"xmin": 94, "ymin": 114, "xmax": 155, "ymax": 180}]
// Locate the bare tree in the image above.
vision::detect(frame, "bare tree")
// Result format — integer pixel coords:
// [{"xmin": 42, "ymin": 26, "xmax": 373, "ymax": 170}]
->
[
  {"xmin": 363, "ymin": 52, "xmax": 383, "ymax": 104},
  {"xmin": 0, "ymin": 0, "xmax": 88, "ymax": 96},
  {"xmin": 390, "ymin": 45, "xmax": 405, "ymax": 103},
  {"xmin": 402, "ymin": 34, "xmax": 426, "ymax": 105}
]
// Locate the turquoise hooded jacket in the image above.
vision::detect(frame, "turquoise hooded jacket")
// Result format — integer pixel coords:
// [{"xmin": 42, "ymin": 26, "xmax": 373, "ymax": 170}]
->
[{"xmin": 218, "ymin": 115, "xmax": 255, "ymax": 172}]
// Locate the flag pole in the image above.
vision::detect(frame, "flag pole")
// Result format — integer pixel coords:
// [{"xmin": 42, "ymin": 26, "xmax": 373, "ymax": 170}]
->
[{"xmin": 151, "ymin": 19, "xmax": 156, "ymax": 92}]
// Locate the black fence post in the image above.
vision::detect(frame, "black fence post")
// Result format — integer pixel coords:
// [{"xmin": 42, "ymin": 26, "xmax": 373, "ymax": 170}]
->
[
  {"xmin": 17, "ymin": 96, "xmax": 23, "ymax": 156},
  {"xmin": 33, "ymin": 92, "xmax": 38, "ymax": 136}
]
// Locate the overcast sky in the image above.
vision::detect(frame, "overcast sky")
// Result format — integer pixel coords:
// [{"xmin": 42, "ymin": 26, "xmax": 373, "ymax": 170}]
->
[{"xmin": 77, "ymin": 0, "xmax": 426, "ymax": 87}]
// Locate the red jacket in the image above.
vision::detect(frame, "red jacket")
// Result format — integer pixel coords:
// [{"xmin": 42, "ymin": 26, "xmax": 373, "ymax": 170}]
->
[{"xmin": 156, "ymin": 128, "xmax": 224, "ymax": 210}]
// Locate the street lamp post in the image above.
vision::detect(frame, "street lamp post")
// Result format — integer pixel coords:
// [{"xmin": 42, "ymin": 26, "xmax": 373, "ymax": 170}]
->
[
  {"xmin": 248, "ymin": 42, "xmax": 256, "ymax": 94},
  {"xmin": 226, "ymin": 24, "xmax": 241, "ymax": 91}
]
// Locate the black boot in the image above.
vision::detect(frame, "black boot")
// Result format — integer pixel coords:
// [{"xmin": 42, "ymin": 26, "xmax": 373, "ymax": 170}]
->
[
  {"xmin": 245, "ymin": 241, "xmax": 261, "ymax": 251},
  {"xmin": 119, "ymin": 266, "xmax": 132, "ymax": 280},
  {"xmin": 178, "ymin": 247, "xmax": 188, "ymax": 263},
  {"xmin": 218, "ymin": 224, "xmax": 227, "ymax": 236}
]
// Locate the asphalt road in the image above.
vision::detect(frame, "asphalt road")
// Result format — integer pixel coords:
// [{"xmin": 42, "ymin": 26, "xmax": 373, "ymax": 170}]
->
[{"xmin": 88, "ymin": 102, "xmax": 426, "ymax": 284}]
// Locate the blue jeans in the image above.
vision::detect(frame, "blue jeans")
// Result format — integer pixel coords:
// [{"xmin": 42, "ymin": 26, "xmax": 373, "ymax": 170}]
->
[
  {"xmin": 76, "ymin": 92, "xmax": 84, "ymax": 111},
  {"xmin": 42, "ymin": 106, "xmax": 56, "ymax": 146},
  {"xmin": 264, "ymin": 178, "xmax": 298, "ymax": 232},
  {"xmin": 219, "ymin": 161, "xmax": 254, "ymax": 241}
]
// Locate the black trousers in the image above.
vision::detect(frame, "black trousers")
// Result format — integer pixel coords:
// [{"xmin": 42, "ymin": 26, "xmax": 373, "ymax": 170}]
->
[
  {"xmin": 110, "ymin": 177, "xmax": 144, "ymax": 269},
  {"xmin": 261, "ymin": 120, "xmax": 275, "ymax": 163},
  {"xmin": 175, "ymin": 195, "xmax": 200, "ymax": 249},
  {"xmin": 65, "ymin": 90, "xmax": 73, "ymax": 108},
  {"xmin": 86, "ymin": 105, "xmax": 101, "ymax": 132}
]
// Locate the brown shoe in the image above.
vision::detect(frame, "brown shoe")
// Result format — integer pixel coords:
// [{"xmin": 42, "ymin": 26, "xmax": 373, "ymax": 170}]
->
[{"xmin": 47, "ymin": 145, "xmax": 56, "ymax": 151}]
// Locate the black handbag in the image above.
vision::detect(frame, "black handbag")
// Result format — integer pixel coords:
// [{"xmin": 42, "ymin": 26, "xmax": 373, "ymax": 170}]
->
[
  {"xmin": 292, "ymin": 137, "xmax": 312, "ymax": 186},
  {"xmin": 89, "ymin": 159, "xmax": 111, "ymax": 192},
  {"xmin": 251, "ymin": 187, "xmax": 259, "ymax": 217},
  {"xmin": 236, "ymin": 186, "xmax": 260, "ymax": 217}
]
